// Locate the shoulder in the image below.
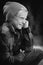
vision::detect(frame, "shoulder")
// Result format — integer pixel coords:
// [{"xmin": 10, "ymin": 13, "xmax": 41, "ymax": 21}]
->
[{"xmin": 1, "ymin": 23, "xmax": 9, "ymax": 34}]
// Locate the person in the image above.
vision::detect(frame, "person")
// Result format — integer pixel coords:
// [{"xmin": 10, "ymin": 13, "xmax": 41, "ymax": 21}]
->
[
  {"xmin": 0, "ymin": 2, "xmax": 43, "ymax": 65},
  {"xmin": 0, "ymin": 1, "xmax": 32, "ymax": 62},
  {"xmin": 3, "ymin": 2, "xmax": 29, "ymax": 29}
]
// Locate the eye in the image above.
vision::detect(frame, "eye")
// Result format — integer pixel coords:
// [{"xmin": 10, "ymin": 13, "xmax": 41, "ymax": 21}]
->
[
  {"xmin": 20, "ymin": 17, "xmax": 24, "ymax": 19},
  {"xmin": 16, "ymin": 16, "xmax": 25, "ymax": 20},
  {"xmin": 19, "ymin": 24, "xmax": 23, "ymax": 26}
]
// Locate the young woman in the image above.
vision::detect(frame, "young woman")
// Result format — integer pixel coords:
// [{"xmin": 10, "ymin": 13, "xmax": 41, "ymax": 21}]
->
[{"xmin": 0, "ymin": 2, "xmax": 32, "ymax": 63}]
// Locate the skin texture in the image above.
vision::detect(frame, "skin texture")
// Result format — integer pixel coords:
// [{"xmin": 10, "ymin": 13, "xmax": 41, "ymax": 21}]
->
[{"xmin": 12, "ymin": 10, "xmax": 28, "ymax": 29}]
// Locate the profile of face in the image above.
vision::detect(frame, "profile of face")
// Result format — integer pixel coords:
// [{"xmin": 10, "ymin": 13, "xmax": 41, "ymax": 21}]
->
[{"xmin": 12, "ymin": 10, "xmax": 28, "ymax": 29}]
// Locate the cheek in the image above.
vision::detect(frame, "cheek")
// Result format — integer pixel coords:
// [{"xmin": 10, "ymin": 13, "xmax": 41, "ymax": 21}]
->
[
  {"xmin": 17, "ymin": 18, "xmax": 22, "ymax": 23},
  {"xmin": 12, "ymin": 18, "xmax": 23, "ymax": 28},
  {"xmin": 12, "ymin": 19, "xmax": 18, "ymax": 26}
]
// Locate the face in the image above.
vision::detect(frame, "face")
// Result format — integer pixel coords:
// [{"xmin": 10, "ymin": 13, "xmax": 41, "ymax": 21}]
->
[{"xmin": 12, "ymin": 10, "xmax": 28, "ymax": 29}]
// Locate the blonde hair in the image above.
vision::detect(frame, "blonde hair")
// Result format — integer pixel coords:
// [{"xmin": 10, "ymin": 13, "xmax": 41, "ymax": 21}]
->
[{"xmin": 3, "ymin": 2, "xmax": 28, "ymax": 21}]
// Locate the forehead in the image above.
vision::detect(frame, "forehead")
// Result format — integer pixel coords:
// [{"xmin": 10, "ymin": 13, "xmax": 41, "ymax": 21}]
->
[{"xmin": 17, "ymin": 10, "xmax": 28, "ymax": 18}]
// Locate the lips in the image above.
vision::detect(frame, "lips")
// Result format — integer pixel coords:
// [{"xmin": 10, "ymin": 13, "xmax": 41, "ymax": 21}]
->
[{"xmin": 17, "ymin": 24, "xmax": 23, "ymax": 29}]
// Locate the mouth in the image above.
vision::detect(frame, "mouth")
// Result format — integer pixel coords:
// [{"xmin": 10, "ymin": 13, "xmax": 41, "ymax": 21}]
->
[{"xmin": 17, "ymin": 24, "xmax": 23, "ymax": 29}]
